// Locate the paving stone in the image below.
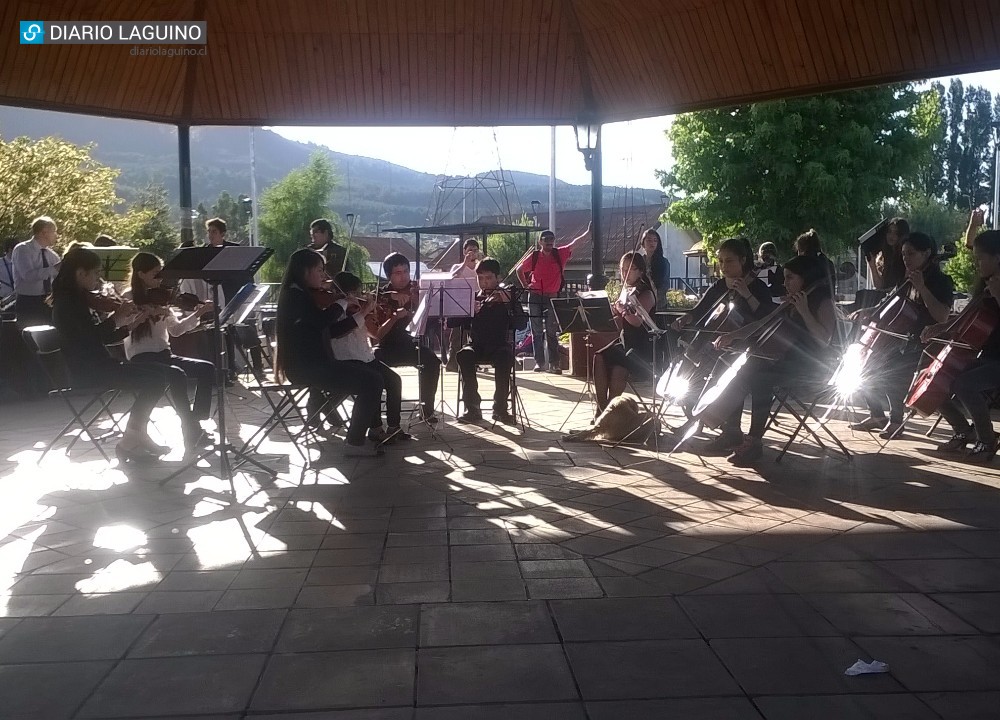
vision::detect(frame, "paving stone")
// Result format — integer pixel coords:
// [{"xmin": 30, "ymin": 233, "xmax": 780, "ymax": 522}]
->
[
  {"xmin": 242, "ymin": 550, "xmax": 318, "ymax": 568},
  {"xmin": 514, "ymin": 544, "xmax": 583, "ymax": 560},
  {"xmin": 451, "ymin": 578, "xmax": 527, "ymax": 601},
  {"xmin": 802, "ymin": 592, "xmax": 977, "ymax": 635},
  {"xmin": 79, "ymin": 654, "xmax": 266, "ymax": 717},
  {"xmin": 677, "ymin": 594, "xmax": 839, "ymax": 638},
  {"xmin": 918, "ymin": 691, "xmax": 1000, "ymax": 719},
  {"xmin": 566, "ymin": 639, "xmax": 741, "ymax": 699},
  {"xmin": 154, "ymin": 570, "xmax": 238, "ymax": 592},
  {"xmin": 451, "ymin": 560, "xmax": 522, "ymax": 582},
  {"xmin": 450, "ymin": 543, "xmax": 517, "ymax": 562},
  {"xmin": 376, "ymin": 582, "xmax": 450, "ymax": 604},
  {"xmin": 321, "ymin": 533, "xmax": 387, "ymax": 549},
  {"xmin": 294, "ymin": 584, "xmax": 376, "ymax": 607},
  {"xmin": 52, "ymin": 591, "xmax": 146, "ymax": 615},
  {"xmin": 306, "ymin": 566, "xmax": 380, "ymax": 585},
  {"xmin": 0, "ymin": 661, "xmax": 113, "ymax": 720},
  {"xmin": 876, "ymin": 558, "xmax": 1000, "ymax": 592},
  {"xmin": 381, "ymin": 546, "xmax": 448, "ymax": 564},
  {"xmin": 277, "ymin": 606, "xmax": 417, "ymax": 651},
  {"xmin": 415, "ymin": 704, "xmax": 587, "ymax": 719},
  {"xmin": 133, "ymin": 590, "xmax": 224, "ymax": 614},
  {"xmin": 214, "ymin": 586, "xmax": 299, "ymax": 610},
  {"xmin": 129, "ymin": 609, "xmax": 284, "ymax": 657},
  {"xmin": 421, "ymin": 601, "xmax": 557, "ymax": 646},
  {"xmin": 386, "ymin": 531, "xmax": 448, "ymax": 547},
  {"xmin": 855, "ymin": 636, "xmax": 1000, "ymax": 692},
  {"xmin": 586, "ymin": 697, "xmax": 761, "ymax": 720},
  {"xmin": 0, "ymin": 613, "xmax": 153, "ymax": 662},
  {"xmin": 710, "ymin": 637, "xmax": 904, "ymax": 695},
  {"xmin": 254, "ymin": 710, "xmax": 412, "ymax": 720},
  {"xmin": 754, "ymin": 693, "xmax": 939, "ymax": 720},
  {"xmin": 519, "ymin": 559, "xmax": 593, "ymax": 578},
  {"xmin": 551, "ymin": 597, "xmax": 699, "ymax": 641},
  {"xmin": 526, "ymin": 577, "xmax": 603, "ymax": 599},
  {"xmin": 417, "ymin": 644, "xmax": 577, "ymax": 704},
  {"xmin": 251, "ymin": 649, "xmax": 415, "ymax": 711},
  {"xmin": 229, "ymin": 567, "xmax": 308, "ymax": 589},
  {"xmin": 378, "ymin": 562, "xmax": 449, "ymax": 583},
  {"xmin": 765, "ymin": 561, "xmax": 918, "ymax": 593},
  {"xmin": 449, "ymin": 528, "xmax": 511, "ymax": 545},
  {"xmin": 930, "ymin": 592, "xmax": 1000, "ymax": 633}
]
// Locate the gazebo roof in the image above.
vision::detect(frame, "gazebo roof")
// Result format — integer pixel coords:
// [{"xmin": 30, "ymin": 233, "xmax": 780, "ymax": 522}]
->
[
  {"xmin": 3, "ymin": 1, "xmax": 999, "ymax": 126},
  {"xmin": 385, "ymin": 223, "xmax": 542, "ymax": 236}
]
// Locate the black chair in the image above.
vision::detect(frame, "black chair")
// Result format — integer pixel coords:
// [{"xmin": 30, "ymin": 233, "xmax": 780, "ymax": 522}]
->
[
  {"xmin": 22, "ymin": 325, "xmax": 123, "ymax": 463},
  {"xmin": 765, "ymin": 377, "xmax": 852, "ymax": 462}
]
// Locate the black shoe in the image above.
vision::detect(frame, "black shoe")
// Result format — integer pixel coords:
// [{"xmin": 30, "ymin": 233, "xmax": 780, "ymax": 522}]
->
[
  {"xmin": 938, "ymin": 430, "xmax": 972, "ymax": 452},
  {"xmin": 727, "ymin": 436, "xmax": 763, "ymax": 466},
  {"xmin": 458, "ymin": 410, "xmax": 483, "ymax": 424},
  {"xmin": 421, "ymin": 409, "xmax": 439, "ymax": 425},
  {"xmin": 532, "ymin": 365, "xmax": 545, "ymax": 373},
  {"xmin": 384, "ymin": 426, "xmax": 413, "ymax": 443},
  {"xmin": 967, "ymin": 433, "xmax": 999, "ymax": 464},
  {"xmin": 492, "ymin": 411, "xmax": 516, "ymax": 426},
  {"xmin": 700, "ymin": 430, "xmax": 743, "ymax": 455}
]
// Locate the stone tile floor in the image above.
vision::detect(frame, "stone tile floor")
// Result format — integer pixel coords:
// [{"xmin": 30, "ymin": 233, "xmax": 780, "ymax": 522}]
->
[{"xmin": 1, "ymin": 369, "xmax": 999, "ymax": 718}]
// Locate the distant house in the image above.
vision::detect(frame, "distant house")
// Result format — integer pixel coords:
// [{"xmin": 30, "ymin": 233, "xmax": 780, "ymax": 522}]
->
[{"xmin": 349, "ymin": 235, "xmax": 435, "ymax": 279}]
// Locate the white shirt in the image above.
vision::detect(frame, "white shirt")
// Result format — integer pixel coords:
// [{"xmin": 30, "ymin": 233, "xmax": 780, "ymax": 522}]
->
[
  {"xmin": 328, "ymin": 299, "xmax": 374, "ymax": 363},
  {"xmin": 12, "ymin": 238, "xmax": 60, "ymax": 296},
  {"xmin": 122, "ymin": 290, "xmax": 203, "ymax": 358},
  {"xmin": 179, "ymin": 278, "xmax": 225, "ymax": 310},
  {"xmin": 450, "ymin": 262, "xmax": 478, "ymax": 280}
]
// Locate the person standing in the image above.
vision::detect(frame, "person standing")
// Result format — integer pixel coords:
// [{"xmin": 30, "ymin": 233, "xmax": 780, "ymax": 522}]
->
[
  {"xmin": 1, "ymin": 238, "xmax": 16, "ymax": 302},
  {"xmin": 445, "ymin": 238, "xmax": 481, "ymax": 372},
  {"xmin": 516, "ymin": 223, "xmax": 590, "ymax": 374},
  {"xmin": 867, "ymin": 217, "xmax": 908, "ymax": 290},
  {"xmin": 307, "ymin": 218, "xmax": 349, "ymax": 279},
  {"xmin": 12, "ymin": 216, "xmax": 62, "ymax": 328},
  {"xmin": 755, "ymin": 241, "xmax": 785, "ymax": 303},
  {"xmin": 639, "ymin": 229, "xmax": 670, "ymax": 310}
]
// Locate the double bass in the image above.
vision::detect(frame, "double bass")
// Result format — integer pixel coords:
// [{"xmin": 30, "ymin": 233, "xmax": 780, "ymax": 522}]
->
[{"xmin": 905, "ymin": 289, "xmax": 1000, "ymax": 416}]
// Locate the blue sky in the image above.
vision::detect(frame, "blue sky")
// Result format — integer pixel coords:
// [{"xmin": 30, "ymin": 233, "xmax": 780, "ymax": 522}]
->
[{"xmin": 271, "ymin": 69, "xmax": 1000, "ymax": 190}]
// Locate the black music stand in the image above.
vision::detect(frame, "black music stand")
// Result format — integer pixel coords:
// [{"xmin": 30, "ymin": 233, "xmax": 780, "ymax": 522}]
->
[
  {"xmin": 159, "ymin": 245, "xmax": 275, "ymax": 484},
  {"xmin": 551, "ymin": 295, "xmax": 616, "ymax": 432}
]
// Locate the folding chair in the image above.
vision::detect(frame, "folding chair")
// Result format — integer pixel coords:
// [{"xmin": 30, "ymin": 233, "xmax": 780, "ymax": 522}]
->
[
  {"xmin": 22, "ymin": 325, "xmax": 125, "ymax": 463},
  {"xmin": 766, "ymin": 377, "xmax": 852, "ymax": 462}
]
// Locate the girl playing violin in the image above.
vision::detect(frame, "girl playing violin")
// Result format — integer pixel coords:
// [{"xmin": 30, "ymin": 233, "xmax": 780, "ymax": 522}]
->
[
  {"xmin": 593, "ymin": 252, "xmax": 657, "ymax": 415},
  {"xmin": 850, "ymin": 232, "xmax": 953, "ymax": 439},
  {"xmin": 123, "ymin": 252, "xmax": 216, "ymax": 452},
  {"xmin": 274, "ymin": 249, "xmax": 386, "ymax": 457},
  {"xmin": 921, "ymin": 226, "xmax": 1000, "ymax": 462},
  {"xmin": 330, "ymin": 271, "xmax": 409, "ymax": 444},
  {"xmin": 49, "ymin": 244, "xmax": 177, "ymax": 463},
  {"xmin": 710, "ymin": 254, "xmax": 838, "ymax": 464}
]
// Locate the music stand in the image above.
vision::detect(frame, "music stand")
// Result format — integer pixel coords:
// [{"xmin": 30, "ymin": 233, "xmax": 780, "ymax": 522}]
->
[
  {"xmin": 92, "ymin": 247, "xmax": 138, "ymax": 283},
  {"xmin": 158, "ymin": 245, "xmax": 276, "ymax": 485},
  {"xmin": 411, "ymin": 274, "xmax": 475, "ymax": 422},
  {"xmin": 551, "ymin": 294, "xmax": 616, "ymax": 432}
]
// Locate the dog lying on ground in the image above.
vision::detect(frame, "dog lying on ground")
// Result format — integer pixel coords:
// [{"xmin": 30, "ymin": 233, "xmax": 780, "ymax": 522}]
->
[{"xmin": 562, "ymin": 396, "xmax": 660, "ymax": 445}]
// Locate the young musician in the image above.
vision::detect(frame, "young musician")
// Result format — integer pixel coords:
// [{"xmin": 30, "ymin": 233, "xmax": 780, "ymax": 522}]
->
[
  {"xmin": 850, "ymin": 232, "xmax": 953, "ymax": 439},
  {"xmin": 639, "ymin": 229, "xmax": 670, "ymax": 310},
  {"xmin": 516, "ymin": 223, "xmax": 591, "ymax": 374},
  {"xmin": 456, "ymin": 257, "xmax": 527, "ymax": 425},
  {"xmin": 922, "ymin": 226, "xmax": 1000, "ymax": 462},
  {"xmin": 371, "ymin": 252, "xmax": 441, "ymax": 423},
  {"xmin": 794, "ymin": 229, "xmax": 838, "ymax": 295},
  {"xmin": 332, "ymin": 271, "xmax": 409, "ymax": 443},
  {"xmin": 593, "ymin": 252, "xmax": 657, "ymax": 415},
  {"xmin": 49, "ymin": 245, "xmax": 174, "ymax": 463},
  {"xmin": 123, "ymin": 252, "xmax": 216, "ymax": 450},
  {"xmin": 713, "ymin": 254, "xmax": 838, "ymax": 464},
  {"xmin": 867, "ymin": 217, "xmax": 908, "ymax": 290},
  {"xmin": 670, "ymin": 237, "xmax": 778, "ymax": 453},
  {"xmin": 446, "ymin": 239, "xmax": 482, "ymax": 372},
  {"xmin": 274, "ymin": 249, "xmax": 385, "ymax": 456}
]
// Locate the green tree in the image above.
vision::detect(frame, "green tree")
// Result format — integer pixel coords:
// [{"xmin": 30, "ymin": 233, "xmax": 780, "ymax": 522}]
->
[
  {"xmin": 194, "ymin": 202, "xmax": 209, "ymax": 244},
  {"xmin": 210, "ymin": 191, "xmax": 251, "ymax": 243},
  {"xmin": 659, "ymin": 85, "xmax": 927, "ymax": 257},
  {"xmin": 944, "ymin": 242, "xmax": 977, "ymax": 293},
  {"xmin": 257, "ymin": 152, "xmax": 371, "ymax": 282},
  {"xmin": 126, "ymin": 183, "xmax": 180, "ymax": 259},
  {"xmin": 0, "ymin": 135, "xmax": 130, "ymax": 247}
]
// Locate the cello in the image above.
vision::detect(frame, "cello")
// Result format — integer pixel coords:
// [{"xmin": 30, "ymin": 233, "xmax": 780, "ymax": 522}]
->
[{"xmin": 905, "ymin": 289, "xmax": 1000, "ymax": 416}]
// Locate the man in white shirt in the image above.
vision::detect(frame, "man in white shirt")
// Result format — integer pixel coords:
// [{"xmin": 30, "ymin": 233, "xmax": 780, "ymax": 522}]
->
[{"xmin": 12, "ymin": 216, "xmax": 61, "ymax": 327}]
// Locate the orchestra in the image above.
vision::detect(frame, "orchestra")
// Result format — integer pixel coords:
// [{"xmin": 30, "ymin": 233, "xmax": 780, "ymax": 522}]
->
[{"xmin": 10, "ymin": 204, "xmax": 1000, "ymax": 470}]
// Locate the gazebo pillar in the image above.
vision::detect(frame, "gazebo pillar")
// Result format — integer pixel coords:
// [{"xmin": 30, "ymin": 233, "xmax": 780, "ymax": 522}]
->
[{"xmin": 178, "ymin": 124, "xmax": 193, "ymax": 246}]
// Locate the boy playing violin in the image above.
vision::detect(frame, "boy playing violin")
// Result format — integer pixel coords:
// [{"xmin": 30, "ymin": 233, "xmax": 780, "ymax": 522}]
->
[{"xmin": 456, "ymin": 258, "xmax": 527, "ymax": 425}]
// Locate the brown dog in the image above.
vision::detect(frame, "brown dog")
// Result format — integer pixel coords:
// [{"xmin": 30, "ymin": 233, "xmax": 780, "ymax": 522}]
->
[{"xmin": 563, "ymin": 396, "xmax": 660, "ymax": 444}]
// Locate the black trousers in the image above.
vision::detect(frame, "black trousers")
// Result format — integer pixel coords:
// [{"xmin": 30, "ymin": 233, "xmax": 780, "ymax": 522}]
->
[
  {"xmin": 374, "ymin": 340, "xmax": 441, "ymax": 415},
  {"xmin": 938, "ymin": 359, "xmax": 1000, "ymax": 442},
  {"xmin": 862, "ymin": 348, "xmax": 922, "ymax": 424},
  {"xmin": 288, "ymin": 359, "xmax": 384, "ymax": 445},
  {"xmin": 16, "ymin": 295, "xmax": 52, "ymax": 396},
  {"xmin": 457, "ymin": 344, "xmax": 513, "ymax": 413},
  {"xmin": 344, "ymin": 359, "xmax": 402, "ymax": 429},
  {"xmin": 86, "ymin": 361, "xmax": 171, "ymax": 434},
  {"xmin": 131, "ymin": 350, "xmax": 215, "ymax": 423}
]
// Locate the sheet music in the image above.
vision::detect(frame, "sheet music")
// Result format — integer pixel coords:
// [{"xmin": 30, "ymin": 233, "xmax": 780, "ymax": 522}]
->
[{"xmin": 203, "ymin": 246, "xmax": 267, "ymax": 271}]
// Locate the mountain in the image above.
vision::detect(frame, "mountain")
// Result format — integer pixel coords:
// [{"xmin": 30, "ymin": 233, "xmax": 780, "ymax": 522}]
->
[{"xmin": 0, "ymin": 106, "xmax": 663, "ymax": 233}]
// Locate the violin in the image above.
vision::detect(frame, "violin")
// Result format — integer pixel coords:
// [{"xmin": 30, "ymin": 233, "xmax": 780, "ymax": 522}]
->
[
  {"xmin": 310, "ymin": 287, "xmax": 346, "ymax": 310},
  {"xmin": 142, "ymin": 286, "xmax": 204, "ymax": 312},
  {"xmin": 476, "ymin": 284, "xmax": 513, "ymax": 307},
  {"xmin": 85, "ymin": 291, "xmax": 123, "ymax": 314}
]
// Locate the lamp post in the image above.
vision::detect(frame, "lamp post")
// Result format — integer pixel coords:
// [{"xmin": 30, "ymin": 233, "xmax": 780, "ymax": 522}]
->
[
  {"xmin": 574, "ymin": 117, "xmax": 605, "ymax": 290},
  {"xmin": 530, "ymin": 199, "xmax": 541, "ymax": 225},
  {"xmin": 992, "ymin": 122, "xmax": 1000, "ymax": 230}
]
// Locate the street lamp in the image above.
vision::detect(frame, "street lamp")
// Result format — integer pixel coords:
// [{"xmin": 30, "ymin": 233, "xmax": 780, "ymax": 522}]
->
[
  {"xmin": 574, "ymin": 115, "xmax": 605, "ymax": 290},
  {"xmin": 530, "ymin": 200, "xmax": 541, "ymax": 225},
  {"xmin": 992, "ymin": 121, "xmax": 999, "ymax": 230}
]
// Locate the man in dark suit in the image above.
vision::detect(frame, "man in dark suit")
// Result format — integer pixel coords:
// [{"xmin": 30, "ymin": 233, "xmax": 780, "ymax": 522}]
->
[{"xmin": 307, "ymin": 218, "xmax": 348, "ymax": 280}]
